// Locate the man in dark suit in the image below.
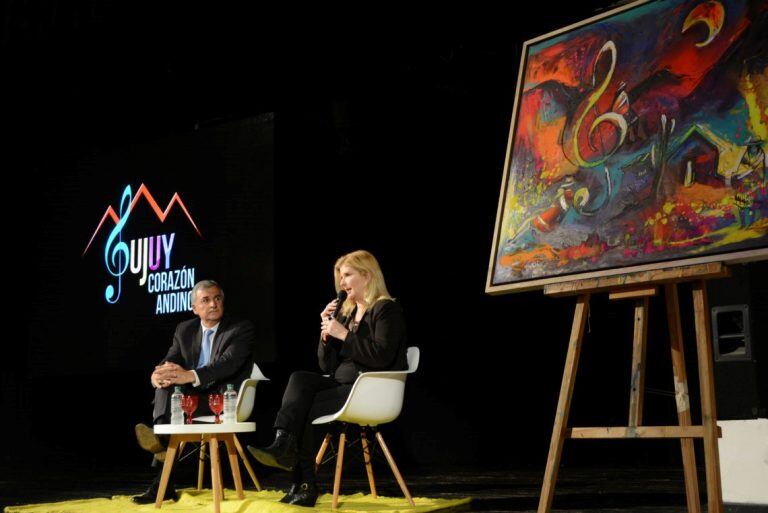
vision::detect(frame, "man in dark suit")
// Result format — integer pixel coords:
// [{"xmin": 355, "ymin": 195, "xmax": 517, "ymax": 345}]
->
[{"xmin": 132, "ymin": 279, "xmax": 255, "ymax": 504}]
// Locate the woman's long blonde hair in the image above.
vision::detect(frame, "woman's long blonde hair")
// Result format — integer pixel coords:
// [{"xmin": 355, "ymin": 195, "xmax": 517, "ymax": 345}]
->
[{"xmin": 334, "ymin": 250, "xmax": 392, "ymax": 316}]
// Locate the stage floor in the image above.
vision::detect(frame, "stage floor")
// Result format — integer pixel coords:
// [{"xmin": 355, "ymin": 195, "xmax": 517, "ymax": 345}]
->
[{"xmin": 1, "ymin": 459, "xmax": 762, "ymax": 512}]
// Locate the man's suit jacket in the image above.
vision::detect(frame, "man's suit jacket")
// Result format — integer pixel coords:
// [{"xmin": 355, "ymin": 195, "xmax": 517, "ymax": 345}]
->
[{"xmin": 153, "ymin": 315, "xmax": 255, "ymax": 421}]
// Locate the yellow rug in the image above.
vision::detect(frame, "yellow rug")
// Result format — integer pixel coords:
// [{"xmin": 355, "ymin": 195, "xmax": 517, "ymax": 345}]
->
[{"xmin": 4, "ymin": 488, "xmax": 471, "ymax": 513}]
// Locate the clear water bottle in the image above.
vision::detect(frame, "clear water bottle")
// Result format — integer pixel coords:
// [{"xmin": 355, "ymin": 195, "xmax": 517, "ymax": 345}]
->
[
  {"xmin": 170, "ymin": 386, "xmax": 184, "ymax": 425},
  {"xmin": 224, "ymin": 383, "xmax": 238, "ymax": 423}
]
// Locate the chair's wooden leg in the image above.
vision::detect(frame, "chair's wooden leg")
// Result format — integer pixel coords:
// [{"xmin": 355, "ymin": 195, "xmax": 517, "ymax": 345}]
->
[
  {"xmin": 178, "ymin": 441, "xmax": 186, "ymax": 457},
  {"xmin": 375, "ymin": 431, "xmax": 415, "ymax": 506},
  {"xmin": 225, "ymin": 436, "xmax": 245, "ymax": 500},
  {"xmin": 210, "ymin": 437, "xmax": 222, "ymax": 513},
  {"xmin": 332, "ymin": 427, "xmax": 347, "ymax": 509},
  {"xmin": 316, "ymin": 433, "xmax": 333, "ymax": 472},
  {"xmin": 361, "ymin": 428, "xmax": 378, "ymax": 498},
  {"xmin": 665, "ymin": 283, "xmax": 701, "ymax": 513},
  {"xmin": 233, "ymin": 434, "xmax": 261, "ymax": 491},
  {"xmin": 155, "ymin": 435, "xmax": 180, "ymax": 508},
  {"xmin": 198, "ymin": 440, "xmax": 207, "ymax": 490}
]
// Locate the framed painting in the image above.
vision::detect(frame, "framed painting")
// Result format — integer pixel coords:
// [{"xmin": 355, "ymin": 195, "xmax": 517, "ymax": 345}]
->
[{"xmin": 486, "ymin": 0, "xmax": 768, "ymax": 294}]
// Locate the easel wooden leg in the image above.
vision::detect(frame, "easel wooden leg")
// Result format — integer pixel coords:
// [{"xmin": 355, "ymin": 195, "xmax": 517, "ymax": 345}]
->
[
  {"xmin": 692, "ymin": 281, "xmax": 723, "ymax": 513},
  {"xmin": 665, "ymin": 283, "xmax": 701, "ymax": 513},
  {"xmin": 629, "ymin": 296, "xmax": 649, "ymax": 426},
  {"xmin": 537, "ymin": 294, "xmax": 590, "ymax": 513}
]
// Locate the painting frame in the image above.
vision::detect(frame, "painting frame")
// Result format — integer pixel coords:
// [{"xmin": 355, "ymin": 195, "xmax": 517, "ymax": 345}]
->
[{"xmin": 486, "ymin": 0, "xmax": 768, "ymax": 295}]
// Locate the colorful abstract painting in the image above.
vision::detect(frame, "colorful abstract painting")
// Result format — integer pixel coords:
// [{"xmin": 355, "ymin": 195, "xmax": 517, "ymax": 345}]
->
[{"xmin": 487, "ymin": 0, "xmax": 768, "ymax": 293}]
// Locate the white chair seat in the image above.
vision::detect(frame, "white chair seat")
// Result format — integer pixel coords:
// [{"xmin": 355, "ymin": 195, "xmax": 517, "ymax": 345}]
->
[
  {"xmin": 312, "ymin": 414, "xmax": 336, "ymax": 424},
  {"xmin": 312, "ymin": 371, "xmax": 409, "ymax": 427}
]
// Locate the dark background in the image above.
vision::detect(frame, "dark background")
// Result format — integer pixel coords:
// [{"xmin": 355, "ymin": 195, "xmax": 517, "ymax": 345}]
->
[
  {"xmin": 26, "ymin": 114, "xmax": 275, "ymax": 380},
  {"xmin": 4, "ymin": 0, "xmax": 767, "ymax": 483}
]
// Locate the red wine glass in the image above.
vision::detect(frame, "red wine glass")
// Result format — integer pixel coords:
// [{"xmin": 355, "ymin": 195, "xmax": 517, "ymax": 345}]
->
[
  {"xmin": 208, "ymin": 393, "xmax": 224, "ymax": 424},
  {"xmin": 181, "ymin": 394, "xmax": 199, "ymax": 424}
]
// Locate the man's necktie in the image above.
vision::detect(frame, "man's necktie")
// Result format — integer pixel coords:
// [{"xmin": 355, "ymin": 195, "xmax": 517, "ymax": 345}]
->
[{"xmin": 197, "ymin": 329, "xmax": 214, "ymax": 368}]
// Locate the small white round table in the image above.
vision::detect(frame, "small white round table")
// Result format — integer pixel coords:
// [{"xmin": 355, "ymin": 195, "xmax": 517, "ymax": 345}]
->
[{"xmin": 153, "ymin": 422, "xmax": 256, "ymax": 513}]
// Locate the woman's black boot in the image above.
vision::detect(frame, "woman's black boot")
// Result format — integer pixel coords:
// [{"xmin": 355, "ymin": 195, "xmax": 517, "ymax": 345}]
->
[
  {"xmin": 285, "ymin": 482, "xmax": 318, "ymax": 507},
  {"xmin": 247, "ymin": 429, "xmax": 298, "ymax": 471}
]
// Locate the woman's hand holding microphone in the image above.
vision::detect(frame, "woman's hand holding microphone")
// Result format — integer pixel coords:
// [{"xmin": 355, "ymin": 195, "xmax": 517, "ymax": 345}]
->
[{"xmin": 320, "ymin": 292, "xmax": 349, "ymax": 342}]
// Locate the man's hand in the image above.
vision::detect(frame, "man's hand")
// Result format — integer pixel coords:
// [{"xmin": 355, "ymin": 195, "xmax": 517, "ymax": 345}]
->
[{"xmin": 151, "ymin": 362, "xmax": 196, "ymax": 388}]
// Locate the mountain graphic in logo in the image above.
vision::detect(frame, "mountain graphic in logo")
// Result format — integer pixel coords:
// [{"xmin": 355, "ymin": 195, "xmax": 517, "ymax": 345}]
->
[{"xmin": 83, "ymin": 183, "xmax": 201, "ymax": 256}]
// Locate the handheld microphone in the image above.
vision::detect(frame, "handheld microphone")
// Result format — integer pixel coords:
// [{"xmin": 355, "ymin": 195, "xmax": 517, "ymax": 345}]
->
[{"xmin": 332, "ymin": 290, "xmax": 348, "ymax": 320}]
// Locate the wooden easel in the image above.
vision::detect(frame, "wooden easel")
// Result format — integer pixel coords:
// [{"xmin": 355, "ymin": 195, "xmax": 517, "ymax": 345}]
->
[{"xmin": 537, "ymin": 262, "xmax": 729, "ymax": 513}]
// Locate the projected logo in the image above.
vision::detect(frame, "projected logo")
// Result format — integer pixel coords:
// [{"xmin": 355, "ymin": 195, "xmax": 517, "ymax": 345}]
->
[{"xmin": 83, "ymin": 184, "xmax": 202, "ymax": 315}]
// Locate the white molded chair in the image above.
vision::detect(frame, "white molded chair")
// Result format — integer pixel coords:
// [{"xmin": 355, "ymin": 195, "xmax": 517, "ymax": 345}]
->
[
  {"xmin": 192, "ymin": 363, "xmax": 269, "ymax": 490},
  {"xmin": 313, "ymin": 346, "xmax": 420, "ymax": 509}
]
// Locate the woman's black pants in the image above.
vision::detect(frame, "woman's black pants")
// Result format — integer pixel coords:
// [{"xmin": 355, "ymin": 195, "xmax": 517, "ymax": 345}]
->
[{"xmin": 274, "ymin": 371, "xmax": 352, "ymax": 483}]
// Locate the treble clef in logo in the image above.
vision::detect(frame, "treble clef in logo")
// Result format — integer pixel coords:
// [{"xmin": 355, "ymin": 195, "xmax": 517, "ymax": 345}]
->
[
  {"xmin": 104, "ymin": 185, "xmax": 133, "ymax": 304},
  {"xmin": 563, "ymin": 40, "xmax": 628, "ymax": 169}
]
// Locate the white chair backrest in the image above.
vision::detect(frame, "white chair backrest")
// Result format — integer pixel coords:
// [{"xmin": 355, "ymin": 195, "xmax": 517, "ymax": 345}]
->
[
  {"xmin": 406, "ymin": 346, "xmax": 420, "ymax": 373},
  {"xmin": 195, "ymin": 364, "xmax": 269, "ymax": 423},
  {"xmin": 236, "ymin": 363, "xmax": 269, "ymax": 422},
  {"xmin": 250, "ymin": 363, "xmax": 270, "ymax": 381},
  {"xmin": 334, "ymin": 346, "xmax": 419, "ymax": 426}
]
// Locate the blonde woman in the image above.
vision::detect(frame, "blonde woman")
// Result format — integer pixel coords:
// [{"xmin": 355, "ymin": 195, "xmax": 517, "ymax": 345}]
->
[{"xmin": 249, "ymin": 250, "xmax": 408, "ymax": 506}]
